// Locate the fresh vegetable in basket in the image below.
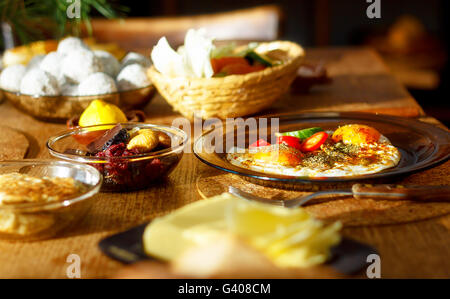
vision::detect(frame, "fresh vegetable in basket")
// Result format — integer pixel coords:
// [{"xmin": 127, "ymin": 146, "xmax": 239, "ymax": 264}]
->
[{"xmin": 151, "ymin": 29, "xmax": 282, "ymax": 78}]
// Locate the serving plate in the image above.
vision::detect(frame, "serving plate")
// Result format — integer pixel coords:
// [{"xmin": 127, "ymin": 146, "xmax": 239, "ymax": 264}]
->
[
  {"xmin": 193, "ymin": 112, "xmax": 450, "ymax": 190},
  {"xmin": 99, "ymin": 222, "xmax": 377, "ymax": 275},
  {"xmin": 0, "ymin": 85, "xmax": 155, "ymax": 123}
]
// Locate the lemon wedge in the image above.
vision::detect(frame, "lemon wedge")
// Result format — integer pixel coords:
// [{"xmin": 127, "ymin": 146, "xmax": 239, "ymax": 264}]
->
[
  {"xmin": 143, "ymin": 193, "xmax": 341, "ymax": 268},
  {"xmin": 79, "ymin": 99, "xmax": 127, "ymax": 127}
]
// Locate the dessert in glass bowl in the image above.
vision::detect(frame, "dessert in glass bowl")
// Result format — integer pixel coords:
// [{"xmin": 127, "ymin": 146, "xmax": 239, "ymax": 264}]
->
[
  {"xmin": 47, "ymin": 123, "xmax": 187, "ymax": 192},
  {"xmin": 0, "ymin": 160, "xmax": 102, "ymax": 241}
]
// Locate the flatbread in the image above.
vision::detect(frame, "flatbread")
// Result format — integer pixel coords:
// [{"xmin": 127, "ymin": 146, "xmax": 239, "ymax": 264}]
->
[
  {"xmin": 304, "ymin": 196, "xmax": 450, "ymax": 226},
  {"xmin": 196, "ymin": 164, "xmax": 450, "ymax": 226},
  {"xmin": 0, "ymin": 126, "xmax": 29, "ymax": 160}
]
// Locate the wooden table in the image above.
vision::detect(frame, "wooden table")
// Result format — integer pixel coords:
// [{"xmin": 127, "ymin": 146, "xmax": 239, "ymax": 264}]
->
[{"xmin": 0, "ymin": 47, "xmax": 448, "ymax": 278}]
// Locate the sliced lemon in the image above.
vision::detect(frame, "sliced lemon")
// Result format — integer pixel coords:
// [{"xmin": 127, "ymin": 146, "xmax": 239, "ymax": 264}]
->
[{"xmin": 79, "ymin": 99, "xmax": 127, "ymax": 128}]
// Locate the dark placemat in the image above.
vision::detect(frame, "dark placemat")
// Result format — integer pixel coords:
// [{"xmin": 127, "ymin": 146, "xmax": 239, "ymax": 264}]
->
[{"xmin": 99, "ymin": 222, "xmax": 377, "ymax": 275}]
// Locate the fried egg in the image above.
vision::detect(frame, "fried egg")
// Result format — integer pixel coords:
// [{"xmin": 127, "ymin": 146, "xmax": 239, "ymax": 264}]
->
[{"xmin": 226, "ymin": 125, "xmax": 401, "ymax": 178}]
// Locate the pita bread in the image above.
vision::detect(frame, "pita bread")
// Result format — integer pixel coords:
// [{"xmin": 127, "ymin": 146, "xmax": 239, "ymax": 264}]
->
[{"xmin": 0, "ymin": 126, "xmax": 29, "ymax": 160}]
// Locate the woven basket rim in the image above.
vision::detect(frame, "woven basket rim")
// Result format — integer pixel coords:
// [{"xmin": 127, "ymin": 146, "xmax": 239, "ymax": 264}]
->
[{"xmin": 148, "ymin": 40, "xmax": 304, "ymax": 83}]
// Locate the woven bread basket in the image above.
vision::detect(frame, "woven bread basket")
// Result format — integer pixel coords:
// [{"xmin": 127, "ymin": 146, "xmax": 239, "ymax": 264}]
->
[{"xmin": 147, "ymin": 41, "xmax": 305, "ymax": 120}]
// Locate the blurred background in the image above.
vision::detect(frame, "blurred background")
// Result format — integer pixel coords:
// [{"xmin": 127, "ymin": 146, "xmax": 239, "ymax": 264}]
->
[
  {"xmin": 1, "ymin": 0, "xmax": 448, "ymax": 124},
  {"xmin": 120, "ymin": 0, "xmax": 449, "ymax": 125}
]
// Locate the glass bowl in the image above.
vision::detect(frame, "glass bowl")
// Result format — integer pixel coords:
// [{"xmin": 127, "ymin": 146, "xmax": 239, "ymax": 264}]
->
[
  {"xmin": 0, "ymin": 160, "xmax": 102, "ymax": 241},
  {"xmin": 47, "ymin": 123, "xmax": 188, "ymax": 192}
]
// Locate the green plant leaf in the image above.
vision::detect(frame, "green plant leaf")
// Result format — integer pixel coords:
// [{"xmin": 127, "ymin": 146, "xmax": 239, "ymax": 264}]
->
[{"xmin": 0, "ymin": 0, "xmax": 128, "ymax": 48}]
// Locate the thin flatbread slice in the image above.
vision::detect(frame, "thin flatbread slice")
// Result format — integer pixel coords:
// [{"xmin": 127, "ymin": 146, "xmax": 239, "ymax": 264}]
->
[
  {"xmin": 305, "ymin": 196, "xmax": 450, "ymax": 226},
  {"xmin": 0, "ymin": 126, "xmax": 29, "ymax": 160}
]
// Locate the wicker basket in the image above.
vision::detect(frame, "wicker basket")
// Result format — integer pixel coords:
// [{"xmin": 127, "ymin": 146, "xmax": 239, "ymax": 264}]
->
[{"xmin": 148, "ymin": 41, "xmax": 305, "ymax": 120}]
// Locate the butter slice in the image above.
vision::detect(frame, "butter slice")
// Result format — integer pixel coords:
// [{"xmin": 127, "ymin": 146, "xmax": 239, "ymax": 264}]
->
[
  {"xmin": 143, "ymin": 194, "xmax": 232, "ymax": 261},
  {"xmin": 143, "ymin": 193, "xmax": 341, "ymax": 268}
]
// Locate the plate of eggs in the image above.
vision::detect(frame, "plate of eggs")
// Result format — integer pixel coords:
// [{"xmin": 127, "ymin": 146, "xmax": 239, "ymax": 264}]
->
[{"xmin": 193, "ymin": 112, "xmax": 450, "ymax": 190}]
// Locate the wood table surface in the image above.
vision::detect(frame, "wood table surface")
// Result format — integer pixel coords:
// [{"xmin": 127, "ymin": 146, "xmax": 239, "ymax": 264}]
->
[{"xmin": 0, "ymin": 47, "xmax": 448, "ymax": 278}]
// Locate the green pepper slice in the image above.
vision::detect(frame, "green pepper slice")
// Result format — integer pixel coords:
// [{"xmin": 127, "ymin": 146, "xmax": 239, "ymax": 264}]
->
[{"xmin": 278, "ymin": 127, "xmax": 324, "ymax": 140}]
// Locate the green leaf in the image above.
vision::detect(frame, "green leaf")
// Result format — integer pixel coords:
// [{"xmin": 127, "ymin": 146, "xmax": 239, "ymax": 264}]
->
[{"xmin": 0, "ymin": 0, "xmax": 128, "ymax": 47}]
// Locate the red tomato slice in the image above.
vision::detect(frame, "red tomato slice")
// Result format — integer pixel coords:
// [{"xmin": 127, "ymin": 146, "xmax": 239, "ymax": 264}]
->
[
  {"xmin": 211, "ymin": 57, "xmax": 249, "ymax": 74},
  {"xmin": 220, "ymin": 63, "xmax": 254, "ymax": 75},
  {"xmin": 249, "ymin": 139, "xmax": 270, "ymax": 148},
  {"xmin": 248, "ymin": 64, "xmax": 266, "ymax": 72},
  {"xmin": 301, "ymin": 131, "xmax": 329, "ymax": 152},
  {"xmin": 276, "ymin": 135, "xmax": 302, "ymax": 151}
]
